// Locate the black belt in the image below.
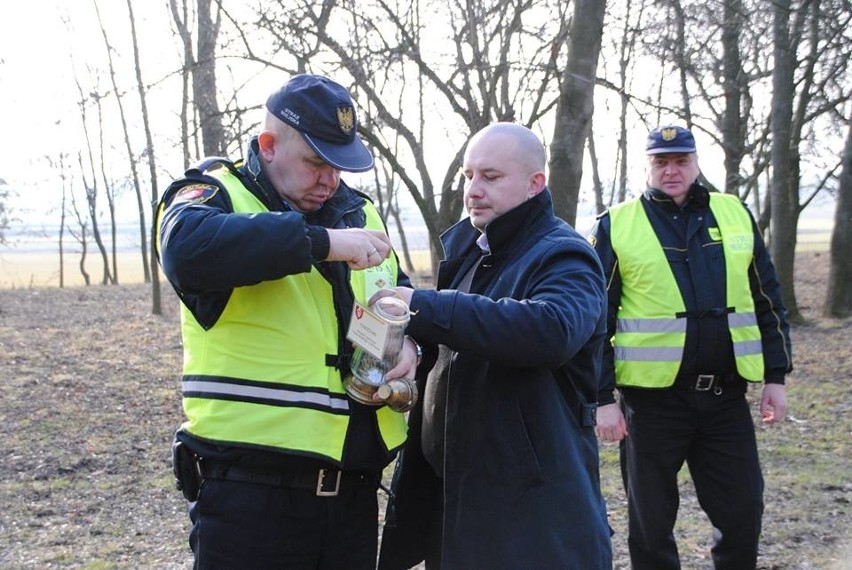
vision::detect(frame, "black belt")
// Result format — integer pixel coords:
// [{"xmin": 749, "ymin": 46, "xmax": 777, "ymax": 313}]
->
[
  {"xmin": 198, "ymin": 460, "xmax": 378, "ymax": 497},
  {"xmin": 680, "ymin": 373, "xmax": 740, "ymax": 393}
]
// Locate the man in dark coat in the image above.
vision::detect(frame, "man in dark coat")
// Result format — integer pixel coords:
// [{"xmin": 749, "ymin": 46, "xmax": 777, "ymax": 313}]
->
[{"xmin": 376, "ymin": 122, "xmax": 613, "ymax": 569}]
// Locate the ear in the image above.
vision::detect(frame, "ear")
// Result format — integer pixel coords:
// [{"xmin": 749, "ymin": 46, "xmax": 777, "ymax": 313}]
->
[
  {"xmin": 257, "ymin": 131, "xmax": 276, "ymax": 161},
  {"xmin": 527, "ymin": 171, "xmax": 547, "ymax": 198}
]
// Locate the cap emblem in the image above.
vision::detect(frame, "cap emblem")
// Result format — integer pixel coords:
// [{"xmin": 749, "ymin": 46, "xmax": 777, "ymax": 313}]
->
[
  {"xmin": 661, "ymin": 127, "xmax": 678, "ymax": 141},
  {"xmin": 337, "ymin": 106, "xmax": 355, "ymax": 135}
]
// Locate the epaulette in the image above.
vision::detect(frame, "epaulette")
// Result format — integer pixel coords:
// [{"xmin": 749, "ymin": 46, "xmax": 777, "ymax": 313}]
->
[{"xmin": 188, "ymin": 156, "xmax": 238, "ymax": 176}]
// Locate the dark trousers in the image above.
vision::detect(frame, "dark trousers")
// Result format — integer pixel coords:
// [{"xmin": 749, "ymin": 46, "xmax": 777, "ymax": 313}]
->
[
  {"xmin": 619, "ymin": 383, "xmax": 764, "ymax": 570},
  {"xmin": 188, "ymin": 477, "xmax": 379, "ymax": 569}
]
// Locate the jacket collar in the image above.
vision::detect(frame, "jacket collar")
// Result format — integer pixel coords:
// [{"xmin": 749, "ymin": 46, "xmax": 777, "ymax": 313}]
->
[
  {"xmin": 243, "ymin": 137, "xmax": 279, "ymax": 207},
  {"xmin": 643, "ymin": 182, "xmax": 710, "ymax": 211},
  {"xmin": 443, "ymin": 189, "xmax": 553, "ymax": 257}
]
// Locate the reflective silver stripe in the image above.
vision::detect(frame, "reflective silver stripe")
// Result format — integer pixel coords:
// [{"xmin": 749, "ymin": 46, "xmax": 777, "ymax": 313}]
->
[
  {"xmin": 183, "ymin": 381, "xmax": 350, "ymax": 411},
  {"xmin": 733, "ymin": 340, "xmax": 763, "ymax": 357},
  {"xmin": 614, "ymin": 346, "xmax": 684, "ymax": 362},
  {"xmin": 728, "ymin": 312, "xmax": 758, "ymax": 327},
  {"xmin": 617, "ymin": 318, "xmax": 686, "ymax": 334}
]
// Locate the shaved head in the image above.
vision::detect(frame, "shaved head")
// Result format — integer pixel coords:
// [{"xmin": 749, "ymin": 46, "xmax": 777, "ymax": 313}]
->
[{"xmin": 467, "ymin": 122, "xmax": 546, "ymax": 176}]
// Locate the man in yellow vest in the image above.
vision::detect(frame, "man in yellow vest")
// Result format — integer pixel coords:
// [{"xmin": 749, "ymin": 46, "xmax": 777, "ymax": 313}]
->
[
  {"xmin": 157, "ymin": 74, "xmax": 418, "ymax": 569},
  {"xmin": 590, "ymin": 125, "xmax": 792, "ymax": 569}
]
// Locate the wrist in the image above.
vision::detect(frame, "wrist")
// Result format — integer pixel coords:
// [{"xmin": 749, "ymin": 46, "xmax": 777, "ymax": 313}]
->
[
  {"xmin": 406, "ymin": 336, "xmax": 422, "ymax": 366},
  {"xmin": 307, "ymin": 226, "xmax": 330, "ymax": 260}
]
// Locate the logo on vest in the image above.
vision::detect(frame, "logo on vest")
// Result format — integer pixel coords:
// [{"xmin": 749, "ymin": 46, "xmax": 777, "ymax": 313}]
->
[
  {"xmin": 726, "ymin": 233, "xmax": 751, "ymax": 251},
  {"xmin": 172, "ymin": 184, "xmax": 218, "ymax": 205}
]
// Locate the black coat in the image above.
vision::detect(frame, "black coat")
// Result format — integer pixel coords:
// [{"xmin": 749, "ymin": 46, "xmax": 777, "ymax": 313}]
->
[{"xmin": 379, "ymin": 190, "xmax": 613, "ymax": 569}]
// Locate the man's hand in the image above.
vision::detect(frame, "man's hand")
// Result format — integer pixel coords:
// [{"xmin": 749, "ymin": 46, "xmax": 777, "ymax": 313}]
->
[
  {"xmin": 595, "ymin": 402, "xmax": 628, "ymax": 442},
  {"xmin": 760, "ymin": 383, "xmax": 787, "ymax": 424},
  {"xmin": 367, "ymin": 286, "xmax": 414, "ymax": 307},
  {"xmin": 384, "ymin": 336, "xmax": 420, "ymax": 383},
  {"xmin": 326, "ymin": 228, "xmax": 392, "ymax": 270},
  {"xmin": 368, "ymin": 287, "xmax": 417, "ymax": 383}
]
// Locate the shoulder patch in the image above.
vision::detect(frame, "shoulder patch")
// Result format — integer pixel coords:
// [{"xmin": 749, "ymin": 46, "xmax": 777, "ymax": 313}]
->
[{"xmin": 172, "ymin": 184, "xmax": 219, "ymax": 205}]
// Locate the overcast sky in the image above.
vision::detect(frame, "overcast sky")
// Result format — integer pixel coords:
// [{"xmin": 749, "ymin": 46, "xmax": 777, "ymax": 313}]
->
[{"xmin": 0, "ymin": 0, "xmax": 177, "ymax": 223}]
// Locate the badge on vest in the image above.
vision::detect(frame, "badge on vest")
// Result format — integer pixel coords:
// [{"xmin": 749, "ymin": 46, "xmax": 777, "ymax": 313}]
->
[
  {"xmin": 172, "ymin": 184, "xmax": 219, "ymax": 205},
  {"xmin": 708, "ymin": 227, "xmax": 722, "ymax": 241}
]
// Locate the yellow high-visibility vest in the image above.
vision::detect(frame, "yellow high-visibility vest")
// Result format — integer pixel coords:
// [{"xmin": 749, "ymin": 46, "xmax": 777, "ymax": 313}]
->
[
  {"xmin": 609, "ymin": 193, "xmax": 764, "ymax": 388},
  {"xmin": 176, "ymin": 166, "xmax": 407, "ymax": 461}
]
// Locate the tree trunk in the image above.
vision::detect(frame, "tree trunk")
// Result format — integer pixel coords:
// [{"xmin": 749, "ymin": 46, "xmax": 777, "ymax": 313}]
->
[
  {"xmin": 94, "ymin": 0, "xmax": 148, "ymax": 284},
  {"xmin": 69, "ymin": 186, "xmax": 92, "ymax": 287},
  {"xmin": 193, "ymin": 0, "xmax": 225, "ymax": 157},
  {"xmin": 587, "ymin": 124, "xmax": 605, "ymax": 216},
  {"xmin": 721, "ymin": 0, "xmax": 745, "ymax": 196},
  {"xmin": 58, "ymin": 157, "xmax": 68, "ymax": 288},
  {"xmin": 170, "ymin": 0, "xmax": 193, "ymax": 168},
  {"xmin": 825, "ymin": 118, "xmax": 852, "ymax": 317},
  {"xmin": 170, "ymin": 0, "xmax": 224, "ymax": 159},
  {"xmin": 770, "ymin": 0, "xmax": 801, "ymax": 322},
  {"xmin": 73, "ymin": 81, "xmax": 115, "ymax": 287},
  {"xmin": 125, "ymin": 0, "xmax": 162, "ymax": 313},
  {"xmin": 549, "ymin": 0, "xmax": 607, "ymax": 225}
]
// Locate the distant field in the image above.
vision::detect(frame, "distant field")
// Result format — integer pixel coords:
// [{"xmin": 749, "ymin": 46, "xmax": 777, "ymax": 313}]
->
[
  {"xmin": 0, "ymin": 248, "xmax": 437, "ymax": 289},
  {"xmin": 0, "ymin": 251, "xmax": 152, "ymax": 289}
]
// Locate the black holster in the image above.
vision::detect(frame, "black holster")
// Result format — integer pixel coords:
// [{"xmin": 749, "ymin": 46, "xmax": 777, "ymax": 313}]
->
[{"xmin": 172, "ymin": 439, "xmax": 202, "ymax": 501}]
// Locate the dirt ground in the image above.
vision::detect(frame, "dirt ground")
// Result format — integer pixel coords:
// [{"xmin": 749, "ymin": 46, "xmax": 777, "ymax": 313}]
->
[{"xmin": 1, "ymin": 250, "xmax": 850, "ymax": 569}]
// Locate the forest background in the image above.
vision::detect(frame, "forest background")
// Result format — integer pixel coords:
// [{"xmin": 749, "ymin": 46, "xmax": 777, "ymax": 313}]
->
[{"xmin": 0, "ymin": 0, "xmax": 849, "ymax": 318}]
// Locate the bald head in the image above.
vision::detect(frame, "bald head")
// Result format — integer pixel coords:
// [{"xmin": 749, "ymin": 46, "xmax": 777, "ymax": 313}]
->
[{"xmin": 467, "ymin": 122, "xmax": 546, "ymax": 176}]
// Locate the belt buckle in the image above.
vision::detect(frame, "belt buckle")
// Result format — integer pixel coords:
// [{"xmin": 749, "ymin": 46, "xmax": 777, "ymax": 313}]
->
[
  {"xmin": 316, "ymin": 468, "xmax": 342, "ymax": 497},
  {"xmin": 695, "ymin": 374, "xmax": 715, "ymax": 392}
]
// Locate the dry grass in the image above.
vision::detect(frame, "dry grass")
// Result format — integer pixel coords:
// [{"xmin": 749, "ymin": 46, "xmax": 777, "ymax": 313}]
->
[{"xmin": 0, "ymin": 251, "xmax": 850, "ymax": 569}]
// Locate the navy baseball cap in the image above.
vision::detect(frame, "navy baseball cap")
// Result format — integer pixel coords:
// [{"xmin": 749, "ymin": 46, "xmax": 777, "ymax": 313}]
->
[
  {"xmin": 265, "ymin": 74, "xmax": 374, "ymax": 172},
  {"xmin": 646, "ymin": 125, "xmax": 697, "ymax": 155}
]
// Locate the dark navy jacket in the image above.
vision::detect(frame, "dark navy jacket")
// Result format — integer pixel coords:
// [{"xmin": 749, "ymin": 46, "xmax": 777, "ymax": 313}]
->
[
  {"xmin": 378, "ymin": 190, "xmax": 613, "ymax": 569},
  {"xmin": 590, "ymin": 184, "xmax": 792, "ymax": 405}
]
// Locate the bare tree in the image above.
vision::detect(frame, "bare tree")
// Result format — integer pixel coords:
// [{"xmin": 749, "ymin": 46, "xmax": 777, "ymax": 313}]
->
[
  {"xmin": 124, "ymin": 0, "xmax": 163, "ymax": 313},
  {"xmin": 770, "ymin": 0, "xmax": 801, "ymax": 320},
  {"xmin": 225, "ymin": 0, "xmax": 572, "ymax": 272},
  {"xmin": 587, "ymin": 124, "xmax": 605, "ymax": 215},
  {"xmin": 170, "ymin": 0, "xmax": 227, "ymax": 157},
  {"xmin": 549, "ymin": 0, "xmax": 607, "ymax": 225},
  {"xmin": 46, "ymin": 155, "xmax": 71, "ymax": 288},
  {"xmin": 93, "ymin": 0, "xmax": 153, "ymax": 284},
  {"xmin": 67, "ymin": 161, "xmax": 92, "ymax": 287},
  {"xmin": 58, "ymin": 162, "xmax": 69, "ymax": 289},
  {"xmin": 606, "ymin": 0, "xmax": 849, "ymax": 322},
  {"xmin": 612, "ymin": 0, "xmax": 648, "ymax": 206},
  {"xmin": 73, "ymin": 72, "xmax": 115, "ymax": 286},
  {"xmin": 91, "ymin": 89, "xmax": 120, "ymax": 284},
  {"xmin": 720, "ymin": 0, "xmax": 747, "ymax": 196},
  {"xmin": 0, "ymin": 177, "xmax": 10, "ymax": 244},
  {"xmin": 825, "ymin": 116, "xmax": 852, "ymax": 317},
  {"xmin": 171, "ymin": 0, "xmax": 194, "ymax": 167}
]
